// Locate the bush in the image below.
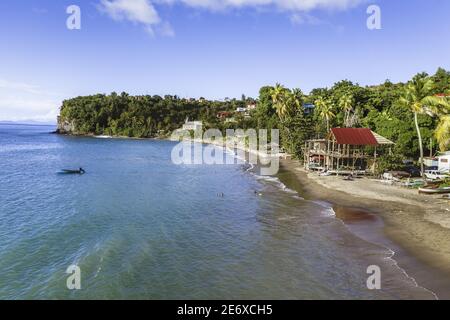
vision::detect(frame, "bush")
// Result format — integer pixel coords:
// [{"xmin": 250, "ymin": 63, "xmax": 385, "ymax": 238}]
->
[{"xmin": 375, "ymin": 154, "xmax": 405, "ymax": 175}]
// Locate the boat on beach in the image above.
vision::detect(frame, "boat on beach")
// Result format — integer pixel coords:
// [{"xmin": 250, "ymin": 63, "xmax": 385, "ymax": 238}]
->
[{"xmin": 418, "ymin": 186, "xmax": 450, "ymax": 194}]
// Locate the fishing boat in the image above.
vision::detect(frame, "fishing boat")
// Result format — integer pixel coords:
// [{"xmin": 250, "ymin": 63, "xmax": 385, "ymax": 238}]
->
[
  {"xmin": 402, "ymin": 179, "xmax": 425, "ymax": 188},
  {"xmin": 60, "ymin": 168, "xmax": 86, "ymax": 175},
  {"xmin": 418, "ymin": 186, "xmax": 450, "ymax": 194}
]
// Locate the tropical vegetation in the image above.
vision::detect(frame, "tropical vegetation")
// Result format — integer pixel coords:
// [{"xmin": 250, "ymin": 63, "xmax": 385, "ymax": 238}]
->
[{"xmin": 58, "ymin": 68, "xmax": 450, "ymax": 167}]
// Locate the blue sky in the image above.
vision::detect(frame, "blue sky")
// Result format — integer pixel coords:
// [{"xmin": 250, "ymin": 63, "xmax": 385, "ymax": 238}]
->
[{"xmin": 0, "ymin": 0, "xmax": 449, "ymax": 122}]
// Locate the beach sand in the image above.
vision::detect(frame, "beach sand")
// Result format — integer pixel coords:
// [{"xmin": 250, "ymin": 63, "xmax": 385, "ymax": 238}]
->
[{"xmin": 278, "ymin": 158, "xmax": 450, "ymax": 299}]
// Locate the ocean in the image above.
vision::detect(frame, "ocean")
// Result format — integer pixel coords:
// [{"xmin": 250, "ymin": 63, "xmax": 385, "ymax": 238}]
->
[{"xmin": 0, "ymin": 124, "xmax": 435, "ymax": 299}]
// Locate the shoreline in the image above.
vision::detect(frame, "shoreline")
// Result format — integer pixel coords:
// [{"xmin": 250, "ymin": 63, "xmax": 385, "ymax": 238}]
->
[{"xmin": 278, "ymin": 158, "xmax": 450, "ymax": 299}]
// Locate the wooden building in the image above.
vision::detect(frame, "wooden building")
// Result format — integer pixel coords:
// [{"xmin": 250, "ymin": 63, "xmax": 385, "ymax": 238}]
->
[{"xmin": 304, "ymin": 128, "xmax": 394, "ymax": 174}]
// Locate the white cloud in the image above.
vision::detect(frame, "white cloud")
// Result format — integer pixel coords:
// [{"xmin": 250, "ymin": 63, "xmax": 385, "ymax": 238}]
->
[
  {"xmin": 0, "ymin": 79, "xmax": 62, "ymax": 122},
  {"xmin": 99, "ymin": 0, "xmax": 160, "ymax": 24},
  {"xmin": 158, "ymin": 21, "xmax": 176, "ymax": 37},
  {"xmin": 0, "ymin": 79, "xmax": 45, "ymax": 95},
  {"xmin": 159, "ymin": 0, "xmax": 365, "ymax": 12},
  {"xmin": 98, "ymin": 0, "xmax": 166, "ymax": 36},
  {"xmin": 99, "ymin": 0, "xmax": 365, "ymax": 36},
  {"xmin": 290, "ymin": 13, "xmax": 324, "ymax": 25}
]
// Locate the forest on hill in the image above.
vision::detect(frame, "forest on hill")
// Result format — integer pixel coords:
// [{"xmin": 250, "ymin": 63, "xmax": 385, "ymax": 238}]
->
[{"xmin": 58, "ymin": 68, "xmax": 450, "ymax": 166}]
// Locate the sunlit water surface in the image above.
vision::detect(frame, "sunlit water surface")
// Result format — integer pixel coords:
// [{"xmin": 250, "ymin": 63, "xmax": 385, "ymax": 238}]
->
[{"xmin": 0, "ymin": 124, "xmax": 434, "ymax": 299}]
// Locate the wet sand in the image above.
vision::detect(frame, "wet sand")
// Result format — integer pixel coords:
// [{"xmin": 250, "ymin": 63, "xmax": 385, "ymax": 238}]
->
[{"xmin": 278, "ymin": 158, "xmax": 450, "ymax": 300}]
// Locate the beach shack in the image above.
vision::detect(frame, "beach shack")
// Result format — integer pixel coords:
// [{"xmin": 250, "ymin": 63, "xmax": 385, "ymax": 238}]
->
[{"xmin": 304, "ymin": 128, "xmax": 394, "ymax": 174}]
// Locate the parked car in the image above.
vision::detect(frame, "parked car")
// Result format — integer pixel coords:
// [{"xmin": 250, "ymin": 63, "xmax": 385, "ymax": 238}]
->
[
  {"xmin": 404, "ymin": 166, "xmax": 421, "ymax": 177},
  {"xmin": 425, "ymin": 170, "xmax": 449, "ymax": 181},
  {"xmin": 383, "ymin": 171, "xmax": 410, "ymax": 180}
]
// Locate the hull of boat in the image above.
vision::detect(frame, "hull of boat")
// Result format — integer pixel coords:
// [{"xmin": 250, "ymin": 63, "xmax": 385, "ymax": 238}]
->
[
  {"xmin": 419, "ymin": 187, "xmax": 450, "ymax": 194},
  {"xmin": 60, "ymin": 170, "xmax": 84, "ymax": 174}
]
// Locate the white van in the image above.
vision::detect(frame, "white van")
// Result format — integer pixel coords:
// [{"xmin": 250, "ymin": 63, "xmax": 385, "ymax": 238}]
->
[{"xmin": 425, "ymin": 170, "xmax": 448, "ymax": 180}]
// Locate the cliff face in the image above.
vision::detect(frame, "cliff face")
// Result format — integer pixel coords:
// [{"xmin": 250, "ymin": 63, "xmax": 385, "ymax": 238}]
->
[{"xmin": 56, "ymin": 116, "xmax": 77, "ymax": 134}]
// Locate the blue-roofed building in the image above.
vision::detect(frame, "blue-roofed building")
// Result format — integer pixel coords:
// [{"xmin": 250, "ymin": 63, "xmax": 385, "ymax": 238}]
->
[{"xmin": 303, "ymin": 103, "xmax": 316, "ymax": 115}]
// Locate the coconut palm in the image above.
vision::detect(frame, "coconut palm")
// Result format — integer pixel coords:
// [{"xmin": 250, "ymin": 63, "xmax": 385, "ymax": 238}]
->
[
  {"xmin": 435, "ymin": 115, "xmax": 450, "ymax": 152},
  {"xmin": 283, "ymin": 88, "xmax": 304, "ymax": 118},
  {"xmin": 399, "ymin": 76, "xmax": 448, "ymax": 176},
  {"xmin": 290, "ymin": 88, "xmax": 304, "ymax": 109},
  {"xmin": 346, "ymin": 107, "xmax": 361, "ymax": 128},
  {"xmin": 315, "ymin": 97, "xmax": 335, "ymax": 132},
  {"xmin": 432, "ymin": 93, "xmax": 450, "ymax": 151},
  {"xmin": 338, "ymin": 93, "xmax": 354, "ymax": 127},
  {"xmin": 270, "ymin": 83, "xmax": 289, "ymax": 119}
]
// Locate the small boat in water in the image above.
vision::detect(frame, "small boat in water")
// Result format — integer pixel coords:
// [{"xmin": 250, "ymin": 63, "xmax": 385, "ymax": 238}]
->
[
  {"xmin": 418, "ymin": 186, "xmax": 450, "ymax": 194},
  {"xmin": 60, "ymin": 168, "xmax": 86, "ymax": 175}
]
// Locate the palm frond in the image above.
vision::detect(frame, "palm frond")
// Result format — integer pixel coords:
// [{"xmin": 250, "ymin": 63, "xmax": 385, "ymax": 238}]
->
[{"xmin": 435, "ymin": 115, "xmax": 450, "ymax": 151}]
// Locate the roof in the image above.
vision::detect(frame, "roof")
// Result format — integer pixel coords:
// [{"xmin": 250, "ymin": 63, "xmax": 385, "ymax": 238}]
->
[
  {"xmin": 331, "ymin": 128, "xmax": 379, "ymax": 146},
  {"xmin": 371, "ymin": 131, "xmax": 395, "ymax": 145}
]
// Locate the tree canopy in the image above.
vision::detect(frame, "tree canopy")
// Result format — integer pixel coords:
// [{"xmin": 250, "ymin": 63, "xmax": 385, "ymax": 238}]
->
[{"xmin": 58, "ymin": 68, "xmax": 450, "ymax": 162}]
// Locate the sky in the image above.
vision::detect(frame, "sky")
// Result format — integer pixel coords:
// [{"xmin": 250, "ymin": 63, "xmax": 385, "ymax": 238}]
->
[{"xmin": 0, "ymin": 0, "xmax": 449, "ymax": 122}]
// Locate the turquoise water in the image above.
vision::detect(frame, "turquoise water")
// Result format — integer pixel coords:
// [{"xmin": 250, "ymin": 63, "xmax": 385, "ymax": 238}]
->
[{"xmin": 0, "ymin": 124, "xmax": 435, "ymax": 299}]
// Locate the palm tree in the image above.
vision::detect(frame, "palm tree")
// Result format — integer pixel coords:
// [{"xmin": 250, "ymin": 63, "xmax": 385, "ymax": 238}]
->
[
  {"xmin": 432, "ymin": 93, "xmax": 450, "ymax": 151},
  {"xmin": 315, "ymin": 97, "xmax": 335, "ymax": 132},
  {"xmin": 399, "ymin": 75, "xmax": 448, "ymax": 176},
  {"xmin": 270, "ymin": 83, "xmax": 289, "ymax": 119},
  {"xmin": 284, "ymin": 88, "xmax": 304, "ymax": 117},
  {"xmin": 291, "ymin": 88, "xmax": 304, "ymax": 109},
  {"xmin": 338, "ymin": 93, "xmax": 354, "ymax": 127},
  {"xmin": 435, "ymin": 115, "xmax": 450, "ymax": 152}
]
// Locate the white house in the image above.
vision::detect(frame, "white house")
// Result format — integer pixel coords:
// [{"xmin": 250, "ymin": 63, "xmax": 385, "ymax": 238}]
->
[
  {"xmin": 182, "ymin": 118, "xmax": 203, "ymax": 131},
  {"xmin": 247, "ymin": 103, "xmax": 257, "ymax": 110},
  {"xmin": 438, "ymin": 152, "xmax": 450, "ymax": 173}
]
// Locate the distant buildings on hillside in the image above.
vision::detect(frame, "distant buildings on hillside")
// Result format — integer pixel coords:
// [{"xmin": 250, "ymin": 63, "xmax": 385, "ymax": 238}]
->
[
  {"xmin": 303, "ymin": 103, "xmax": 315, "ymax": 115},
  {"xmin": 182, "ymin": 118, "xmax": 203, "ymax": 131}
]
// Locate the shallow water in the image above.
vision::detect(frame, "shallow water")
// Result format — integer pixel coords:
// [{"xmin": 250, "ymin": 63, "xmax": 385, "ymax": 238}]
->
[{"xmin": 0, "ymin": 124, "xmax": 435, "ymax": 299}]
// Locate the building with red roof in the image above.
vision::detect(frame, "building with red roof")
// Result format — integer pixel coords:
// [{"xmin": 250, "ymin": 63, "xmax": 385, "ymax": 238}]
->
[{"xmin": 304, "ymin": 128, "xmax": 394, "ymax": 174}]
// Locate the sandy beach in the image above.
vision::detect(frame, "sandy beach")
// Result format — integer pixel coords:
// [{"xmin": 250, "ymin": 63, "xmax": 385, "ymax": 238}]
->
[{"xmin": 278, "ymin": 158, "xmax": 450, "ymax": 299}]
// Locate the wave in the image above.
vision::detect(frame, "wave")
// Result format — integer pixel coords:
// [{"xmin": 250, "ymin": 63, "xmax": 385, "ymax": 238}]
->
[
  {"xmin": 250, "ymin": 171, "xmax": 304, "ymax": 199},
  {"xmin": 0, "ymin": 143, "xmax": 62, "ymax": 153},
  {"xmin": 332, "ymin": 208, "xmax": 439, "ymax": 299}
]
